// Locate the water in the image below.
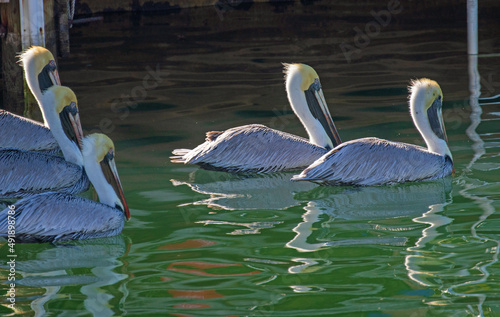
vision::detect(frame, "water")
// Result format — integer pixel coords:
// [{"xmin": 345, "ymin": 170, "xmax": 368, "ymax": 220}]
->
[{"xmin": 2, "ymin": 1, "xmax": 500, "ymax": 316}]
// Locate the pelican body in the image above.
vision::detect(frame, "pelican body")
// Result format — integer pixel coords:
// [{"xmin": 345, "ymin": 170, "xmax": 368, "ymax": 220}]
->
[
  {"xmin": 292, "ymin": 79, "xmax": 453, "ymax": 186},
  {"xmin": 0, "ymin": 110, "xmax": 59, "ymax": 153},
  {"xmin": 0, "ymin": 134, "xmax": 130, "ymax": 243},
  {"xmin": 0, "ymin": 86, "xmax": 88, "ymax": 198},
  {"xmin": 171, "ymin": 63, "xmax": 341, "ymax": 173},
  {"xmin": 0, "ymin": 46, "xmax": 61, "ymax": 152}
]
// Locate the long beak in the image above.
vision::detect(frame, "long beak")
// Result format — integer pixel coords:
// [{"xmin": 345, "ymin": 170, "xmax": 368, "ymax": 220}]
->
[
  {"xmin": 100, "ymin": 156, "xmax": 131, "ymax": 220},
  {"xmin": 50, "ymin": 68, "xmax": 61, "ymax": 86},
  {"xmin": 304, "ymin": 80, "xmax": 342, "ymax": 149},
  {"xmin": 427, "ymin": 97, "xmax": 454, "ymax": 173},
  {"xmin": 59, "ymin": 103, "xmax": 84, "ymax": 150},
  {"xmin": 38, "ymin": 60, "xmax": 61, "ymax": 92},
  {"xmin": 426, "ymin": 98, "xmax": 447, "ymax": 143}
]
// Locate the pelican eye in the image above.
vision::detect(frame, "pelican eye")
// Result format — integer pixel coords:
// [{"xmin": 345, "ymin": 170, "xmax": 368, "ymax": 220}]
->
[
  {"xmin": 38, "ymin": 62, "xmax": 56, "ymax": 92},
  {"xmin": 67, "ymin": 101, "xmax": 78, "ymax": 115},
  {"xmin": 104, "ymin": 149, "xmax": 114, "ymax": 162},
  {"xmin": 48, "ymin": 60, "xmax": 57, "ymax": 71},
  {"xmin": 308, "ymin": 78, "xmax": 321, "ymax": 92}
]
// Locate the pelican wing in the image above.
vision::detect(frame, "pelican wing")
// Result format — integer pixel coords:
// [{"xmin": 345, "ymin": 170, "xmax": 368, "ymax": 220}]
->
[
  {"xmin": 172, "ymin": 124, "xmax": 329, "ymax": 173},
  {"xmin": 0, "ymin": 149, "xmax": 89, "ymax": 198},
  {"xmin": 0, "ymin": 192, "xmax": 125, "ymax": 243},
  {"xmin": 292, "ymin": 137, "xmax": 452, "ymax": 186},
  {"xmin": 0, "ymin": 110, "xmax": 59, "ymax": 153}
]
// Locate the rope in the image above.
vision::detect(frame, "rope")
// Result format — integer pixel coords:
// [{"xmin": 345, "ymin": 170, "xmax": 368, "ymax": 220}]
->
[{"xmin": 67, "ymin": 0, "xmax": 76, "ymax": 28}]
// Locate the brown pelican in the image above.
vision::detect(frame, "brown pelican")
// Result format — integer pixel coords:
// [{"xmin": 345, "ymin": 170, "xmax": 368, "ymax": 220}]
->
[
  {"xmin": 0, "ymin": 134, "xmax": 130, "ymax": 243},
  {"xmin": 0, "ymin": 46, "xmax": 61, "ymax": 152},
  {"xmin": 0, "ymin": 86, "xmax": 88, "ymax": 198},
  {"xmin": 291, "ymin": 78, "xmax": 454, "ymax": 186},
  {"xmin": 171, "ymin": 63, "xmax": 341, "ymax": 173}
]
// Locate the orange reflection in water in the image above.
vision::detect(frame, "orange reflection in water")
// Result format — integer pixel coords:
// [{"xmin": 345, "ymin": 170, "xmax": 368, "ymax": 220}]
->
[
  {"xmin": 167, "ymin": 261, "xmax": 260, "ymax": 277},
  {"xmin": 169, "ymin": 289, "xmax": 224, "ymax": 299},
  {"xmin": 158, "ymin": 239, "xmax": 217, "ymax": 250}
]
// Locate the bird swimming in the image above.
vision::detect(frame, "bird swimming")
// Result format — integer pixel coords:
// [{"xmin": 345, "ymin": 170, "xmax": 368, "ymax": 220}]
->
[
  {"xmin": 291, "ymin": 78, "xmax": 453, "ymax": 186},
  {"xmin": 171, "ymin": 63, "xmax": 341, "ymax": 173},
  {"xmin": 0, "ymin": 85, "xmax": 88, "ymax": 198},
  {"xmin": 0, "ymin": 134, "xmax": 130, "ymax": 243},
  {"xmin": 0, "ymin": 46, "xmax": 62, "ymax": 152}
]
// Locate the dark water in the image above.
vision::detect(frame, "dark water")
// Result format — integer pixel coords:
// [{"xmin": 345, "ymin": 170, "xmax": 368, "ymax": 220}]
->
[{"xmin": 1, "ymin": 1, "xmax": 500, "ymax": 316}]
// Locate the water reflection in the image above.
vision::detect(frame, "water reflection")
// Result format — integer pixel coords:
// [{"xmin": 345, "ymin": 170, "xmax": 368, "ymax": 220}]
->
[
  {"xmin": 171, "ymin": 169, "xmax": 316, "ymax": 210},
  {"xmin": 286, "ymin": 179, "xmax": 452, "ymax": 253},
  {"xmin": 444, "ymin": 4, "xmax": 500, "ymax": 315},
  {"xmin": 1, "ymin": 236, "xmax": 130, "ymax": 316},
  {"xmin": 405, "ymin": 203, "xmax": 453, "ymax": 287}
]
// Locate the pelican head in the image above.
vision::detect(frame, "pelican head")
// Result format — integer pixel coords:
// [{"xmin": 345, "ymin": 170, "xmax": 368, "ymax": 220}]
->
[
  {"xmin": 83, "ymin": 134, "xmax": 131, "ymax": 220},
  {"xmin": 39, "ymin": 86, "xmax": 84, "ymax": 166},
  {"xmin": 19, "ymin": 46, "xmax": 61, "ymax": 102},
  {"xmin": 409, "ymin": 78, "xmax": 452, "ymax": 160},
  {"xmin": 284, "ymin": 63, "xmax": 341, "ymax": 150}
]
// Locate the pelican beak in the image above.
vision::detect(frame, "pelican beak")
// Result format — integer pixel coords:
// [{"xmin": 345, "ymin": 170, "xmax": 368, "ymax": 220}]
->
[
  {"xmin": 38, "ymin": 60, "xmax": 61, "ymax": 92},
  {"xmin": 100, "ymin": 150, "xmax": 131, "ymax": 220},
  {"xmin": 427, "ymin": 96, "xmax": 454, "ymax": 173},
  {"xmin": 304, "ymin": 79, "xmax": 342, "ymax": 149},
  {"xmin": 59, "ymin": 101, "xmax": 84, "ymax": 150},
  {"xmin": 427, "ymin": 97, "xmax": 448, "ymax": 143}
]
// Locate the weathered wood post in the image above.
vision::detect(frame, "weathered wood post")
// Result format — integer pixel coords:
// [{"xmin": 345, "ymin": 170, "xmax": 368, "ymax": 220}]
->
[
  {"xmin": 0, "ymin": 0, "xmax": 59, "ymax": 119},
  {"xmin": 0, "ymin": 0, "xmax": 24, "ymax": 114},
  {"xmin": 20, "ymin": 0, "xmax": 46, "ymax": 119}
]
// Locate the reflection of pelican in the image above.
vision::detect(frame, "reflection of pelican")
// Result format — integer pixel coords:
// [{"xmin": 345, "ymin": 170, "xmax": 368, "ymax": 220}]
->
[
  {"xmin": 0, "ymin": 46, "xmax": 61, "ymax": 152},
  {"xmin": 0, "ymin": 236, "xmax": 129, "ymax": 316},
  {"xmin": 0, "ymin": 134, "xmax": 130, "ymax": 242},
  {"xmin": 286, "ymin": 179, "xmax": 452, "ymax": 253},
  {"xmin": 0, "ymin": 86, "xmax": 87, "ymax": 198},
  {"xmin": 170, "ymin": 170, "xmax": 316, "ymax": 210},
  {"xmin": 171, "ymin": 63, "xmax": 341, "ymax": 173},
  {"xmin": 292, "ymin": 79, "xmax": 454, "ymax": 185}
]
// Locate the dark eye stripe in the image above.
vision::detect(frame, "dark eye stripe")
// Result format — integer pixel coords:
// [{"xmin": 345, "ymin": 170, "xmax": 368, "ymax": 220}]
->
[{"xmin": 105, "ymin": 149, "xmax": 114, "ymax": 161}]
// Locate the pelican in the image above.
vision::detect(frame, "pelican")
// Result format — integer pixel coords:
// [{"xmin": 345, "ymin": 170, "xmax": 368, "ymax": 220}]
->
[
  {"xmin": 0, "ymin": 86, "xmax": 88, "ymax": 198},
  {"xmin": 291, "ymin": 78, "xmax": 453, "ymax": 186},
  {"xmin": 0, "ymin": 134, "xmax": 130, "ymax": 243},
  {"xmin": 171, "ymin": 63, "xmax": 341, "ymax": 173},
  {"xmin": 0, "ymin": 46, "xmax": 62, "ymax": 152}
]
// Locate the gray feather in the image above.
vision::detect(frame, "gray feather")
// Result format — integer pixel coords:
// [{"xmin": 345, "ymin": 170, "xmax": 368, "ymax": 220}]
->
[
  {"xmin": 0, "ymin": 192, "xmax": 125, "ymax": 243},
  {"xmin": 171, "ymin": 124, "xmax": 328, "ymax": 173},
  {"xmin": 0, "ymin": 110, "xmax": 60, "ymax": 153},
  {"xmin": 0, "ymin": 149, "xmax": 89, "ymax": 198},
  {"xmin": 292, "ymin": 137, "xmax": 453, "ymax": 185}
]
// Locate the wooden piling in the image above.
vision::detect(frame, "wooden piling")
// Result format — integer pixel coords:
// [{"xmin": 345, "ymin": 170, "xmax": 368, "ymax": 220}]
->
[
  {"xmin": 0, "ymin": 1, "xmax": 24, "ymax": 114},
  {"xmin": 0, "ymin": 0, "xmax": 60, "ymax": 119}
]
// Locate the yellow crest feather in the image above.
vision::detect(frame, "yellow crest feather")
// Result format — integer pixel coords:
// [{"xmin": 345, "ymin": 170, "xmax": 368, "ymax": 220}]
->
[
  {"xmin": 409, "ymin": 78, "xmax": 443, "ymax": 109},
  {"xmin": 92, "ymin": 134, "xmax": 115, "ymax": 162},
  {"xmin": 47, "ymin": 86, "xmax": 78, "ymax": 113},
  {"xmin": 283, "ymin": 63, "xmax": 320, "ymax": 91},
  {"xmin": 18, "ymin": 46, "xmax": 56, "ymax": 73}
]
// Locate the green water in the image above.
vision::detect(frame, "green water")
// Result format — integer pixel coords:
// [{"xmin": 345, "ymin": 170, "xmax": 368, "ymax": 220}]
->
[{"xmin": 2, "ymin": 1, "xmax": 500, "ymax": 316}]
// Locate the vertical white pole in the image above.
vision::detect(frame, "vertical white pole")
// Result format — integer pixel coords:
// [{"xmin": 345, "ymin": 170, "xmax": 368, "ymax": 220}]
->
[
  {"xmin": 19, "ymin": 0, "xmax": 45, "ymax": 49},
  {"xmin": 466, "ymin": 0, "xmax": 484, "ymax": 170}
]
